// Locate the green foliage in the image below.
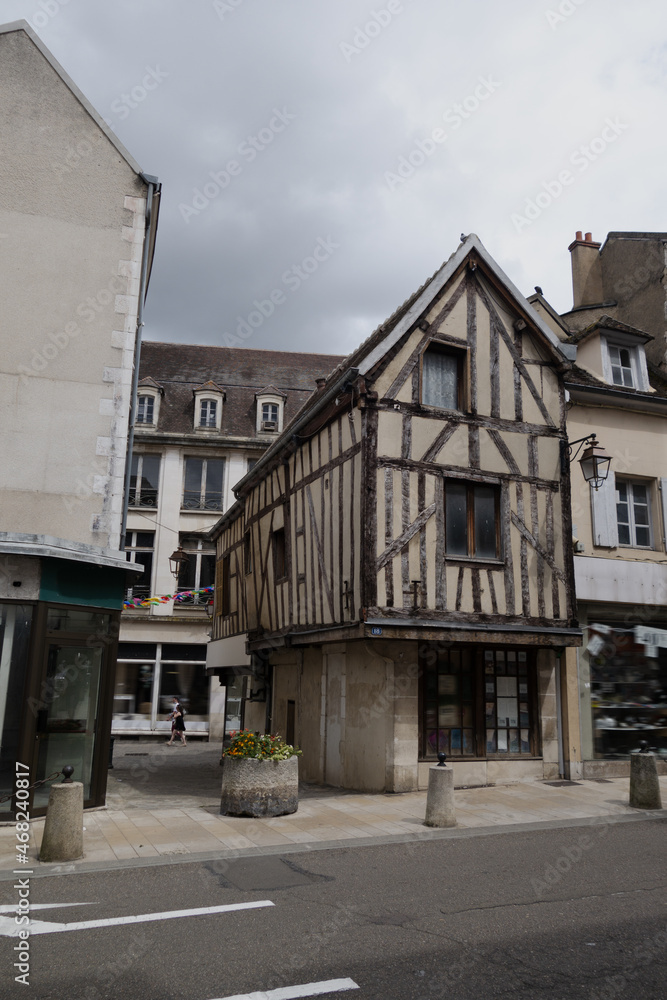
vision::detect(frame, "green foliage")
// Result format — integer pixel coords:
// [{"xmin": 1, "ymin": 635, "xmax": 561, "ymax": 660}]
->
[{"xmin": 224, "ymin": 730, "xmax": 302, "ymax": 760}]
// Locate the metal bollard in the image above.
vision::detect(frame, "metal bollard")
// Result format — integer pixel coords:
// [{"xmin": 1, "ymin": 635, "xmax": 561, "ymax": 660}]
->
[
  {"xmin": 424, "ymin": 753, "xmax": 456, "ymax": 828},
  {"xmin": 39, "ymin": 766, "xmax": 84, "ymax": 863},
  {"xmin": 629, "ymin": 742, "xmax": 662, "ymax": 810}
]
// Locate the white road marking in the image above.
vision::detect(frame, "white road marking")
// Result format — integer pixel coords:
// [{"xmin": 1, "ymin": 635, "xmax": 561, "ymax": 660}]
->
[
  {"xmin": 212, "ymin": 978, "xmax": 360, "ymax": 1000},
  {"xmin": 0, "ymin": 900, "xmax": 274, "ymax": 937}
]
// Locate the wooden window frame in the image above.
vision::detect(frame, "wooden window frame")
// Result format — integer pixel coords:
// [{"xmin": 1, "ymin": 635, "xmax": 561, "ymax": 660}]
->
[
  {"xmin": 244, "ymin": 531, "xmax": 253, "ymax": 575},
  {"xmin": 420, "ymin": 342, "xmax": 466, "ymax": 412},
  {"xmin": 616, "ymin": 479, "xmax": 653, "ymax": 549},
  {"xmin": 220, "ymin": 555, "xmax": 231, "ymax": 616},
  {"xmin": 418, "ymin": 646, "xmax": 540, "ymax": 761},
  {"xmin": 272, "ymin": 528, "xmax": 287, "ymax": 582},
  {"xmin": 444, "ymin": 480, "xmax": 501, "ymax": 560}
]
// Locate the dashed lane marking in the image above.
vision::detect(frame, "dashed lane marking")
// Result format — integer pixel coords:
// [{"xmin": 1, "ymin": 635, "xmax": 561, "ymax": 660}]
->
[{"xmin": 212, "ymin": 978, "xmax": 360, "ymax": 1000}]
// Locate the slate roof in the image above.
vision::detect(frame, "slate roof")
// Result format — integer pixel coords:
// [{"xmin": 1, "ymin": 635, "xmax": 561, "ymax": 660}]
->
[
  {"xmin": 137, "ymin": 342, "xmax": 344, "ymax": 439},
  {"xmin": 564, "ymin": 315, "xmax": 654, "ymax": 346},
  {"xmin": 565, "ymin": 361, "xmax": 667, "ymax": 401}
]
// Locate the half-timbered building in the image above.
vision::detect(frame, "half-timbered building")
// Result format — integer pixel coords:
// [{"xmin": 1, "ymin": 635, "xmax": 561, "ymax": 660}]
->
[{"xmin": 209, "ymin": 235, "xmax": 583, "ymax": 791}]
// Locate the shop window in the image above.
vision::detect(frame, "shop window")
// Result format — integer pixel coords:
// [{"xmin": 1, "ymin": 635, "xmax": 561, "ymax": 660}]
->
[
  {"xmin": 176, "ymin": 535, "xmax": 215, "ymax": 605},
  {"xmin": 273, "ymin": 528, "xmax": 287, "ymax": 580},
  {"xmin": 129, "ymin": 454, "xmax": 160, "ymax": 508},
  {"xmin": 588, "ymin": 624, "xmax": 667, "ymax": 759},
  {"xmin": 124, "ymin": 531, "xmax": 154, "ymax": 600},
  {"xmin": 421, "ymin": 345, "xmax": 464, "ymax": 410},
  {"xmin": 0, "ymin": 605, "xmax": 33, "ymax": 811},
  {"xmin": 420, "ymin": 646, "xmax": 536, "ymax": 759},
  {"xmin": 113, "ymin": 642, "xmax": 209, "ymax": 730},
  {"xmin": 616, "ymin": 480, "xmax": 652, "ymax": 548},
  {"xmin": 483, "ymin": 650, "xmax": 532, "ymax": 755},
  {"xmin": 182, "ymin": 457, "xmax": 224, "ymax": 510},
  {"xmin": 445, "ymin": 482, "xmax": 500, "ymax": 559}
]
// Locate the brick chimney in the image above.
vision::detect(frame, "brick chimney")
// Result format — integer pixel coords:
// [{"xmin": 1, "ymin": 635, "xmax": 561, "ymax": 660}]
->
[{"xmin": 568, "ymin": 231, "xmax": 603, "ymax": 308}]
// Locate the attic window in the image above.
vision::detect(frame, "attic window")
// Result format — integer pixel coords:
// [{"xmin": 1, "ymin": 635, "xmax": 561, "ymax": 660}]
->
[
  {"xmin": 255, "ymin": 388, "xmax": 285, "ymax": 434},
  {"xmin": 421, "ymin": 345, "xmax": 464, "ymax": 411},
  {"xmin": 137, "ymin": 395, "xmax": 154, "ymax": 424},
  {"xmin": 608, "ymin": 345, "xmax": 634, "ymax": 388},
  {"xmin": 199, "ymin": 399, "xmax": 217, "ymax": 428},
  {"xmin": 193, "ymin": 383, "xmax": 224, "ymax": 432}
]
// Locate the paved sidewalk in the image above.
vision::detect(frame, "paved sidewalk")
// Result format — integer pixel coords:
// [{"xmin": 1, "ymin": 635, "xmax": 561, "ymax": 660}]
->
[{"xmin": 2, "ymin": 742, "xmax": 665, "ymax": 877}]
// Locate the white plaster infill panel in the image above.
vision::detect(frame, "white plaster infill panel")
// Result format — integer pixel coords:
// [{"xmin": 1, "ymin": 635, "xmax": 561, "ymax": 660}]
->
[
  {"xmin": 207, "ymin": 635, "xmax": 251, "ymax": 670},
  {"xmin": 574, "ymin": 555, "xmax": 667, "ymax": 607}
]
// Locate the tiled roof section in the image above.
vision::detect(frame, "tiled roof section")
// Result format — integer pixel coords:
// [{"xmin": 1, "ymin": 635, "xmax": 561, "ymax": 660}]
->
[
  {"xmin": 565, "ymin": 362, "xmax": 667, "ymax": 400},
  {"xmin": 564, "ymin": 315, "xmax": 654, "ymax": 345},
  {"xmin": 138, "ymin": 342, "xmax": 344, "ymax": 438},
  {"xmin": 138, "ymin": 376, "xmax": 163, "ymax": 390},
  {"xmin": 256, "ymin": 385, "xmax": 287, "ymax": 398}
]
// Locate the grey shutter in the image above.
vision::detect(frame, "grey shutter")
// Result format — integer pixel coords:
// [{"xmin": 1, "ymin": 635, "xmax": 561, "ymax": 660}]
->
[
  {"xmin": 659, "ymin": 479, "xmax": 667, "ymax": 549},
  {"xmin": 590, "ymin": 471, "xmax": 618, "ymax": 547}
]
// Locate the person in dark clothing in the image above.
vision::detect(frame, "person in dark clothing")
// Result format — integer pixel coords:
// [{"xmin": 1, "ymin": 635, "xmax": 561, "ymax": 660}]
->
[{"xmin": 166, "ymin": 696, "xmax": 187, "ymax": 746}]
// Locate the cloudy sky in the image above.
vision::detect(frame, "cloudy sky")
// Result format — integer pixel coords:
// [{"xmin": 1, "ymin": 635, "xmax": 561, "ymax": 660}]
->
[{"xmin": 6, "ymin": 0, "xmax": 666, "ymax": 357}]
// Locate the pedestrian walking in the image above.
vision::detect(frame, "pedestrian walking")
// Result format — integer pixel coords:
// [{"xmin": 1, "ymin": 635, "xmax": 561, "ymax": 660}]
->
[{"xmin": 166, "ymin": 696, "xmax": 187, "ymax": 746}]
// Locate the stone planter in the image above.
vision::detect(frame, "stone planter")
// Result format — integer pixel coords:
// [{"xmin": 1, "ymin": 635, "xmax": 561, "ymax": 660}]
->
[{"xmin": 220, "ymin": 755, "xmax": 299, "ymax": 817}]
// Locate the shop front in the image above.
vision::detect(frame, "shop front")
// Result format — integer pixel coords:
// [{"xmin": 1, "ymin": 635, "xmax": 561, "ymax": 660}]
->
[
  {"xmin": 113, "ymin": 641, "xmax": 210, "ymax": 736},
  {"xmin": 581, "ymin": 621, "xmax": 667, "ymax": 774},
  {"xmin": 0, "ymin": 549, "xmax": 131, "ymax": 820}
]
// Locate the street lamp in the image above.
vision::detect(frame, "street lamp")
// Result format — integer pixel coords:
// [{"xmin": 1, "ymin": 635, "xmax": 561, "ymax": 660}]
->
[
  {"xmin": 563, "ymin": 434, "xmax": 612, "ymax": 490},
  {"xmin": 168, "ymin": 545, "xmax": 188, "ymax": 578}
]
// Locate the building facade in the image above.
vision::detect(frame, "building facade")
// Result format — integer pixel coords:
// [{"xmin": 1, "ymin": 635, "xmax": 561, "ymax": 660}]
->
[
  {"xmin": 117, "ymin": 344, "xmax": 342, "ymax": 743},
  {"xmin": 210, "ymin": 236, "xmax": 583, "ymax": 792},
  {"xmin": 0, "ymin": 22, "xmax": 160, "ymax": 817},
  {"xmin": 531, "ymin": 232, "xmax": 667, "ymax": 776}
]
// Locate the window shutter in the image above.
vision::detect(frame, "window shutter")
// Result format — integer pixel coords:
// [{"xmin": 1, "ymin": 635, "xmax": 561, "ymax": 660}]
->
[
  {"xmin": 590, "ymin": 471, "xmax": 618, "ymax": 547},
  {"xmin": 659, "ymin": 479, "xmax": 667, "ymax": 549}
]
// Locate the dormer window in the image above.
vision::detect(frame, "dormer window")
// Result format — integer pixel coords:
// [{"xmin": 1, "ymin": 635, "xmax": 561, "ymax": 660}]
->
[
  {"xmin": 137, "ymin": 395, "xmax": 154, "ymax": 424},
  {"xmin": 135, "ymin": 378, "xmax": 163, "ymax": 427},
  {"xmin": 608, "ymin": 345, "xmax": 635, "ymax": 388},
  {"xmin": 261, "ymin": 402, "xmax": 279, "ymax": 430},
  {"xmin": 193, "ymin": 381, "xmax": 225, "ymax": 432},
  {"xmin": 255, "ymin": 386, "xmax": 286, "ymax": 435},
  {"xmin": 199, "ymin": 399, "xmax": 218, "ymax": 428}
]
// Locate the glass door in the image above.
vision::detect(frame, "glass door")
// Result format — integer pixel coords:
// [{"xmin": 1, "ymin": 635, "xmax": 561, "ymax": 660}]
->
[{"xmin": 33, "ymin": 643, "xmax": 103, "ymax": 809}]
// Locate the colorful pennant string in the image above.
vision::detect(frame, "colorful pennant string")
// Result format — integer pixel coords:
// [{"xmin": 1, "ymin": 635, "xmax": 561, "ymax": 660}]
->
[{"xmin": 123, "ymin": 585, "xmax": 214, "ymax": 610}]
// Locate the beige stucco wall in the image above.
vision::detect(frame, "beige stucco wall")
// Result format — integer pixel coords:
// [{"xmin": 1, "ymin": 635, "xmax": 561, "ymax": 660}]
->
[
  {"xmin": 0, "ymin": 28, "xmax": 148, "ymax": 553},
  {"xmin": 568, "ymin": 403, "xmax": 667, "ymax": 564}
]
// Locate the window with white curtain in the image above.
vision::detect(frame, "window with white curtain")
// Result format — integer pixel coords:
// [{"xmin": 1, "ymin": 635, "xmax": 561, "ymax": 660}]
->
[{"xmin": 421, "ymin": 346, "xmax": 462, "ymax": 410}]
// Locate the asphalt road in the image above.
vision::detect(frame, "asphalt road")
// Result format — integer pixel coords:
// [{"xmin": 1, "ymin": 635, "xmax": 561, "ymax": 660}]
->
[{"xmin": 1, "ymin": 817, "xmax": 665, "ymax": 1000}]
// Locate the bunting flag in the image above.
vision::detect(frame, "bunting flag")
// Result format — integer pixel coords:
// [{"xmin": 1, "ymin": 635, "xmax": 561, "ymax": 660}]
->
[{"xmin": 123, "ymin": 585, "xmax": 214, "ymax": 610}]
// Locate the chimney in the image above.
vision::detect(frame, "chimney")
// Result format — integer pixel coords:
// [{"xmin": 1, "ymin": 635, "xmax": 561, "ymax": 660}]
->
[{"xmin": 568, "ymin": 231, "xmax": 602, "ymax": 308}]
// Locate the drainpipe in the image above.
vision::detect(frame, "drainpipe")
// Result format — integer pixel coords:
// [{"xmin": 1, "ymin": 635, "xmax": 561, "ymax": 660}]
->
[
  {"xmin": 555, "ymin": 648, "xmax": 565, "ymax": 779},
  {"xmin": 120, "ymin": 176, "xmax": 159, "ymax": 552}
]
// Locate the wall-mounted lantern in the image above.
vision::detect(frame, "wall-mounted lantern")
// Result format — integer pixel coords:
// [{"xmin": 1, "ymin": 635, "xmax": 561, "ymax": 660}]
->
[
  {"xmin": 562, "ymin": 434, "xmax": 612, "ymax": 491},
  {"xmin": 168, "ymin": 545, "xmax": 188, "ymax": 578}
]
